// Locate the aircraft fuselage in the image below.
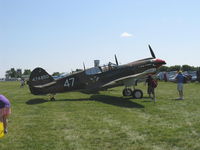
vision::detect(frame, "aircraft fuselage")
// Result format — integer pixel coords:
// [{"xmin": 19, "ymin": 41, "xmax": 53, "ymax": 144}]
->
[{"xmin": 29, "ymin": 58, "xmax": 165, "ymax": 95}]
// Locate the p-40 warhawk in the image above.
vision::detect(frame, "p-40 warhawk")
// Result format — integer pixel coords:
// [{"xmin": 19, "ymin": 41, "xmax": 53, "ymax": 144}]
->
[{"xmin": 28, "ymin": 45, "xmax": 166, "ymax": 100}]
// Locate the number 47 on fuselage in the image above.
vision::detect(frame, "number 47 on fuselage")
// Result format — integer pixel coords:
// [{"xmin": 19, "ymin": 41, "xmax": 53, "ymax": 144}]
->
[{"xmin": 28, "ymin": 45, "xmax": 166, "ymax": 100}]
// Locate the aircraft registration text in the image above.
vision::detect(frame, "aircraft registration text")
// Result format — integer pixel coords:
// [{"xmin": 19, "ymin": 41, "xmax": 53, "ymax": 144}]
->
[{"xmin": 32, "ymin": 75, "xmax": 49, "ymax": 81}]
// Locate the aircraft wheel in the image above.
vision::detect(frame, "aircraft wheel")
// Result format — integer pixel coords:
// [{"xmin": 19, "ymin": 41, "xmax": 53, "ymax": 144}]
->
[
  {"xmin": 132, "ymin": 89, "xmax": 143, "ymax": 99},
  {"xmin": 122, "ymin": 88, "xmax": 132, "ymax": 96},
  {"xmin": 50, "ymin": 97, "xmax": 55, "ymax": 101}
]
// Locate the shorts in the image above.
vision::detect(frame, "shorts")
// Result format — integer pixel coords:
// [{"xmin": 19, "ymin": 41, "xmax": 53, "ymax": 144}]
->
[
  {"xmin": 148, "ymin": 86, "xmax": 155, "ymax": 94},
  {"xmin": 177, "ymin": 83, "xmax": 183, "ymax": 91},
  {"xmin": 0, "ymin": 107, "xmax": 11, "ymax": 117}
]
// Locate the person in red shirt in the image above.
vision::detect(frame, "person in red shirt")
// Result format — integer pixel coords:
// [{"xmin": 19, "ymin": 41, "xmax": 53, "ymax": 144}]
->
[{"xmin": 146, "ymin": 75, "xmax": 157, "ymax": 103}]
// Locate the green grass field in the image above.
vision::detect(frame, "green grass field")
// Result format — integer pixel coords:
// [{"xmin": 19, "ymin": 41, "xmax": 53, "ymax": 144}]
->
[{"xmin": 0, "ymin": 81, "xmax": 200, "ymax": 150}]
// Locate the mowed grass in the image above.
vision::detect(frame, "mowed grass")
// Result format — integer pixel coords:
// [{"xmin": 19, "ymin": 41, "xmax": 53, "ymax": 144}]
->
[{"xmin": 0, "ymin": 81, "xmax": 200, "ymax": 150}]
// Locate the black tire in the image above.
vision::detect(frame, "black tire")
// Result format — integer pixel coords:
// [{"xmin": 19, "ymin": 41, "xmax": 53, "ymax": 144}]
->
[
  {"xmin": 50, "ymin": 97, "xmax": 55, "ymax": 101},
  {"xmin": 122, "ymin": 88, "xmax": 132, "ymax": 96},
  {"xmin": 132, "ymin": 89, "xmax": 143, "ymax": 99}
]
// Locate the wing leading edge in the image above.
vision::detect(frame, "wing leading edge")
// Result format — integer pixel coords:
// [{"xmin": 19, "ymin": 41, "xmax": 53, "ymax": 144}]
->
[{"xmin": 102, "ymin": 68, "xmax": 157, "ymax": 88}]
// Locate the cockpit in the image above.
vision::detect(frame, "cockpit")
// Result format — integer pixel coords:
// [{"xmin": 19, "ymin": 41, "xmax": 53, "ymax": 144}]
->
[
  {"xmin": 85, "ymin": 67, "xmax": 102, "ymax": 75},
  {"xmin": 101, "ymin": 62, "xmax": 117, "ymax": 72},
  {"xmin": 85, "ymin": 62, "xmax": 118, "ymax": 75}
]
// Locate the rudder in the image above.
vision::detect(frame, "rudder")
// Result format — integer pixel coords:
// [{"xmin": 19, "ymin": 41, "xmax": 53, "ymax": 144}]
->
[
  {"xmin": 29, "ymin": 67, "xmax": 54, "ymax": 86},
  {"xmin": 28, "ymin": 67, "xmax": 55, "ymax": 95}
]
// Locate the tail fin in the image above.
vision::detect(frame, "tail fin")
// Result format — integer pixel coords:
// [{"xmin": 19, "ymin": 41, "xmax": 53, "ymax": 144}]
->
[
  {"xmin": 28, "ymin": 67, "xmax": 55, "ymax": 95},
  {"xmin": 29, "ymin": 67, "xmax": 54, "ymax": 86}
]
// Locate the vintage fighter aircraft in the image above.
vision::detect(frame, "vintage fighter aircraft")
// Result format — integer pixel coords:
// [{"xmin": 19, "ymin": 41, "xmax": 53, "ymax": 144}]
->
[{"xmin": 28, "ymin": 45, "xmax": 166, "ymax": 100}]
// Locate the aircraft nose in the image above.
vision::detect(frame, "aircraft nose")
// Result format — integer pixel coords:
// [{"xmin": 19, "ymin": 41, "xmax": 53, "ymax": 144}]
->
[
  {"xmin": 154, "ymin": 59, "xmax": 166, "ymax": 67},
  {"xmin": 155, "ymin": 59, "xmax": 166, "ymax": 64}
]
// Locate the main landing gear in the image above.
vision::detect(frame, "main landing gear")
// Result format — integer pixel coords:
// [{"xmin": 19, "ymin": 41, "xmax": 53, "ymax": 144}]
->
[{"xmin": 122, "ymin": 88, "xmax": 143, "ymax": 99}]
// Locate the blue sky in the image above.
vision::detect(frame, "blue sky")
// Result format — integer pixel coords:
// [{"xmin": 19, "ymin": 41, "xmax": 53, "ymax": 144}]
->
[{"xmin": 0, "ymin": 0, "xmax": 200, "ymax": 77}]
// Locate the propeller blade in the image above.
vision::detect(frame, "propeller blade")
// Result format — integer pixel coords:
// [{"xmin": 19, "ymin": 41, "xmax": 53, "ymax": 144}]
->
[
  {"xmin": 115, "ymin": 54, "xmax": 119, "ymax": 66},
  {"xmin": 148, "ymin": 45, "xmax": 156, "ymax": 58},
  {"xmin": 83, "ymin": 62, "xmax": 86, "ymax": 70}
]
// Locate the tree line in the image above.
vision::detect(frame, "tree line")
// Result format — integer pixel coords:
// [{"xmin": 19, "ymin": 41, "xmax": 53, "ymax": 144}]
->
[
  {"xmin": 5, "ymin": 68, "xmax": 60, "ymax": 78},
  {"xmin": 5, "ymin": 68, "xmax": 31, "ymax": 78},
  {"xmin": 158, "ymin": 65, "xmax": 200, "ymax": 72}
]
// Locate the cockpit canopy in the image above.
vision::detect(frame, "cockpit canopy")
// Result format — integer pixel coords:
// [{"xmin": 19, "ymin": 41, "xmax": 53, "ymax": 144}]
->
[
  {"xmin": 85, "ymin": 62, "xmax": 118, "ymax": 75},
  {"xmin": 85, "ymin": 67, "xmax": 102, "ymax": 75}
]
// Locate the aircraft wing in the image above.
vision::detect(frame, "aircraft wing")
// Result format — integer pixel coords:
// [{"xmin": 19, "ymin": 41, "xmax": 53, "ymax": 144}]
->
[{"xmin": 102, "ymin": 68, "xmax": 157, "ymax": 88}]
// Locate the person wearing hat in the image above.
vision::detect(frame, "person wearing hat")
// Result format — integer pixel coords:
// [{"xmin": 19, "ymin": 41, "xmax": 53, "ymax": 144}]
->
[
  {"xmin": 0, "ymin": 95, "xmax": 11, "ymax": 134},
  {"xmin": 175, "ymin": 71, "xmax": 184, "ymax": 100}
]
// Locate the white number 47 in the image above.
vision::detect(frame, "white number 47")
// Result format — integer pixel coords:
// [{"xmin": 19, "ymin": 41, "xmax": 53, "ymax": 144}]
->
[{"xmin": 64, "ymin": 78, "xmax": 75, "ymax": 87}]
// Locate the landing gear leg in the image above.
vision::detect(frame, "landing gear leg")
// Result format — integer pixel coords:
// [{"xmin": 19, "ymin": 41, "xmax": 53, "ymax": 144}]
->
[{"xmin": 49, "ymin": 94, "xmax": 56, "ymax": 101}]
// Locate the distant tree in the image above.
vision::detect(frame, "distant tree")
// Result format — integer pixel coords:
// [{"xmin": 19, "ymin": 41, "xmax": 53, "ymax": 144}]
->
[
  {"xmin": 5, "ymin": 68, "xmax": 18, "ymax": 78},
  {"xmin": 157, "ymin": 65, "xmax": 200, "ymax": 73},
  {"xmin": 193, "ymin": 66, "xmax": 198, "ymax": 71},
  {"xmin": 168, "ymin": 65, "xmax": 181, "ymax": 71},
  {"xmin": 194, "ymin": 67, "xmax": 198, "ymax": 71},
  {"xmin": 181, "ymin": 65, "xmax": 191, "ymax": 71},
  {"xmin": 5, "ymin": 70, "xmax": 11, "ymax": 78},
  {"xmin": 5, "ymin": 68, "xmax": 32, "ymax": 78},
  {"xmin": 52, "ymin": 72, "xmax": 60, "ymax": 76},
  {"xmin": 10, "ymin": 68, "xmax": 17, "ymax": 78},
  {"xmin": 23, "ymin": 69, "xmax": 31, "ymax": 75},
  {"xmin": 158, "ymin": 66, "xmax": 169, "ymax": 72},
  {"xmin": 181, "ymin": 65, "xmax": 199, "ymax": 71}
]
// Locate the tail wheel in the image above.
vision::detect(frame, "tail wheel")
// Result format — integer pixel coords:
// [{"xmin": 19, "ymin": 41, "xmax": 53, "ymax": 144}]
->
[
  {"xmin": 49, "ymin": 94, "xmax": 56, "ymax": 101},
  {"xmin": 50, "ymin": 97, "xmax": 55, "ymax": 101},
  {"xmin": 132, "ymin": 89, "xmax": 143, "ymax": 99},
  {"xmin": 122, "ymin": 88, "xmax": 132, "ymax": 96}
]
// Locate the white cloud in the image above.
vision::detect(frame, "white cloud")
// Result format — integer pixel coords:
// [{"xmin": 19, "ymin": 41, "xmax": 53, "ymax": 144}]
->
[{"xmin": 121, "ymin": 32, "xmax": 133, "ymax": 37}]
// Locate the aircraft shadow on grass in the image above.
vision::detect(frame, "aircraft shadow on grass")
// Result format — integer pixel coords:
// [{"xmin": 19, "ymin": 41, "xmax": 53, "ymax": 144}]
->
[
  {"xmin": 26, "ymin": 99, "xmax": 48, "ymax": 105},
  {"xmin": 26, "ymin": 95, "xmax": 144, "ymax": 108},
  {"xmin": 90, "ymin": 95, "xmax": 144, "ymax": 108}
]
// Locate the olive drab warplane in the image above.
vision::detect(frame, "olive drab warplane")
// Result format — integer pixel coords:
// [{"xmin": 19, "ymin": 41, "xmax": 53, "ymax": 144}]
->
[{"xmin": 28, "ymin": 45, "xmax": 166, "ymax": 100}]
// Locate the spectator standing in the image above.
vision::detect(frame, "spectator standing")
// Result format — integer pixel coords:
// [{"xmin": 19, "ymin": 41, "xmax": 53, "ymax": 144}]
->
[
  {"xmin": 146, "ymin": 75, "xmax": 158, "ymax": 103},
  {"xmin": 175, "ymin": 71, "xmax": 184, "ymax": 100}
]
